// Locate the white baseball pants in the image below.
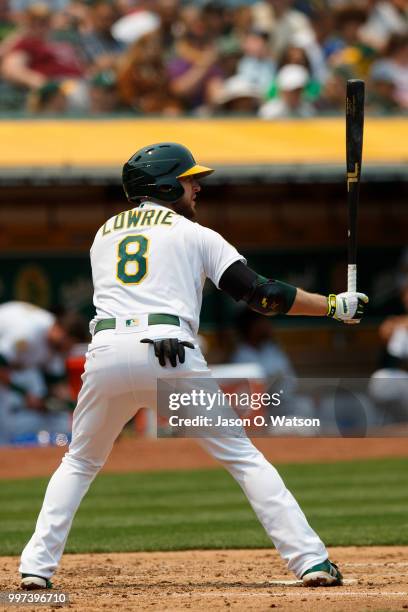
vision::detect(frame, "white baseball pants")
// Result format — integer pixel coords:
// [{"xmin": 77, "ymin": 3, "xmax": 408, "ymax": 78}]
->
[{"xmin": 20, "ymin": 323, "xmax": 328, "ymax": 580}]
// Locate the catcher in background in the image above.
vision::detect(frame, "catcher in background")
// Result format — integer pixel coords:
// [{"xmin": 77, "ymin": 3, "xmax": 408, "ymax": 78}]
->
[{"xmin": 19, "ymin": 143, "xmax": 368, "ymax": 590}]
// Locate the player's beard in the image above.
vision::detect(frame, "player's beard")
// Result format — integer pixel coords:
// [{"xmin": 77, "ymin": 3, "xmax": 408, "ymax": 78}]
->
[{"xmin": 172, "ymin": 196, "xmax": 196, "ymax": 220}]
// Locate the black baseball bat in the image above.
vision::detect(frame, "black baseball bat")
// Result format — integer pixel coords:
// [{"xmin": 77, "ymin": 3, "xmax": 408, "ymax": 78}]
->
[{"xmin": 346, "ymin": 79, "xmax": 365, "ymax": 292}]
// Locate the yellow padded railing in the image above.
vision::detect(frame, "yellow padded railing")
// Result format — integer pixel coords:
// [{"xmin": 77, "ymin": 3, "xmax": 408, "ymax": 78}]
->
[{"xmin": 1, "ymin": 117, "xmax": 406, "ymax": 167}]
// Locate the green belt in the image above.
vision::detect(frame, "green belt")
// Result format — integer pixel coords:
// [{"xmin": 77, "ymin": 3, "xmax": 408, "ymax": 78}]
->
[{"xmin": 94, "ymin": 313, "xmax": 180, "ymax": 335}]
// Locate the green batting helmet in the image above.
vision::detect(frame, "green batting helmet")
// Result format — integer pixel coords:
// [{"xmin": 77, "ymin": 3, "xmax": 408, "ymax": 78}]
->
[{"xmin": 122, "ymin": 142, "xmax": 214, "ymax": 204}]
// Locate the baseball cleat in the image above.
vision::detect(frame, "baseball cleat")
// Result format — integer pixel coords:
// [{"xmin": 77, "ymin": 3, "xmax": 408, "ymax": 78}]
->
[
  {"xmin": 21, "ymin": 574, "xmax": 53, "ymax": 590},
  {"xmin": 301, "ymin": 560, "xmax": 343, "ymax": 587}
]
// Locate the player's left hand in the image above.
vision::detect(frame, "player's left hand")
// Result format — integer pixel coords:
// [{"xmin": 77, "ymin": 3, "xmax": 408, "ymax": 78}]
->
[
  {"xmin": 141, "ymin": 338, "xmax": 194, "ymax": 367},
  {"xmin": 327, "ymin": 292, "xmax": 369, "ymax": 324}
]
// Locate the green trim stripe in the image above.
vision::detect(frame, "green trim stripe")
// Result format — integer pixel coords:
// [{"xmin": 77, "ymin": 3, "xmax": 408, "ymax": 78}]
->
[{"xmin": 148, "ymin": 314, "xmax": 179, "ymax": 327}]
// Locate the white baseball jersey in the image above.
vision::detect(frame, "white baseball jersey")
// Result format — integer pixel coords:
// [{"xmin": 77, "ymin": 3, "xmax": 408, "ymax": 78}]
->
[
  {"xmin": 90, "ymin": 202, "xmax": 245, "ymax": 335},
  {"xmin": 21, "ymin": 206, "xmax": 329, "ymax": 584},
  {"xmin": 0, "ymin": 302, "xmax": 62, "ymax": 371}
]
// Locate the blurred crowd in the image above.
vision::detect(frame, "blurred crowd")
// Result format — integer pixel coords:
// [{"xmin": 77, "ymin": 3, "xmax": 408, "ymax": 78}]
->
[{"xmin": 0, "ymin": 0, "xmax": 407, "ymax": 117}]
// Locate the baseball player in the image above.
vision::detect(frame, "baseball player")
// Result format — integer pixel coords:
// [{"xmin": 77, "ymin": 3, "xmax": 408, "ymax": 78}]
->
[
  {"xmin": 0, "ymin": 302, "xmax": 87, "ymax": 412},
  {"xmin": 19, "ymin": 143, "xmax": 368, "ymax": 590}
]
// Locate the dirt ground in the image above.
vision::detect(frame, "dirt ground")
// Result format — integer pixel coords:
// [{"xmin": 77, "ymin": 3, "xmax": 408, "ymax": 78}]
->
[
  {"xmin": 2, "ymin": 547, "xmax": 408, "ymax": 611},
  {"xmin": 1, "ymin": 436, "xmax": 408, "ymax": 480},
  {"xmin": 2, "ymin": 439, "xmax": 408, "ymax": 611}
]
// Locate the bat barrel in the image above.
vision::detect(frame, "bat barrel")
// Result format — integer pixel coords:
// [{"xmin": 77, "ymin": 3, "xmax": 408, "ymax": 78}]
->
[{"xmin": 346, "ymin": 79, "xmax": 365, "ymax": 292}]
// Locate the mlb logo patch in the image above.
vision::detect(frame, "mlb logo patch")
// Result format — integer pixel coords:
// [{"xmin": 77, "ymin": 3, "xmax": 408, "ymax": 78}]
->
[{"xmin": 126, "ymin": 318, "xmax": 139, "ymax": 327}]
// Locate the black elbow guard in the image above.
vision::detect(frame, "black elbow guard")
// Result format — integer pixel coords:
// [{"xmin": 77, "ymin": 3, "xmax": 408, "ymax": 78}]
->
[
  {"xmin": 247, "ymin": 276, "xmax": 297, "ymax": 316},
  {"xmin": 219, "ymin": 261, "xmax": 297, "ymax": 315}
]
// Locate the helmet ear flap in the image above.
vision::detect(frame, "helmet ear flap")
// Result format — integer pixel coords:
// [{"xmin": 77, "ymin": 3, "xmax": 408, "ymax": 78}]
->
[{"xmin": 154, "ymin": 177, "xmax": 184, "ymax": 202}]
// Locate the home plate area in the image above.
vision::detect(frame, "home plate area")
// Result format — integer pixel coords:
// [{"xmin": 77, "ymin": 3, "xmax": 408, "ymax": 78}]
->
[{"xmin": 2, "ymin": 546, "xmax": 408, "ymax": 611}]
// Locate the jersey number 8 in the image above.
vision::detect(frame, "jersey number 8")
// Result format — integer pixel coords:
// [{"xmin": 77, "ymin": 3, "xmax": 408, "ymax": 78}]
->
[{"xmin": 117, "ymin": 235, "xmax": 149, "ymax": 284}]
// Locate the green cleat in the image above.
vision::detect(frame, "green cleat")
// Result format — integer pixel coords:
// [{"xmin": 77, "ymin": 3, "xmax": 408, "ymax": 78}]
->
[
  {"xmin": 21, "ymin": 574, "xmax": 53, "ymax": 590},
  {"xmin": 302, "ymin": 560, "xmax": 343, "ymax": 587}
]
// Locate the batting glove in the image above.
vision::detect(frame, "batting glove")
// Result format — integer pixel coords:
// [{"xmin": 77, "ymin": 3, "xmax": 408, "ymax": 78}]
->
[
  {"xmin": 141, "ymin": 337, "xmax": 194, "ymax": 367},
  {"xmin": 327, "ymin": 292, "xmax": 369, "ymax": 324}
]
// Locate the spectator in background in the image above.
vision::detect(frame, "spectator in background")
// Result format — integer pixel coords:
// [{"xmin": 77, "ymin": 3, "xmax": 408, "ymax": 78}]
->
[
  {"xmin": 116, "ymin": 24, "xmax": 181, "ymax": 115},
  {"xmin": 217, "ymin": 36, "xmax": 243, "ymax": 80},
  {"xmin": 111, "ymin": 7, "xmax": 159, "ymax": 45},
  {"xmin": 89, "ymin": 70, "xmax": 120, "ymax": 114},
  {"xmin": 214, "ymin": 75, "xmax": 262, "ymax": 115},
  {"xmin": 2, "ymin": 3, "xmax": 84, "ymax": 91},
  {"xmin": 259, "ymin": 63, "xmax": 315, "ymax": 118},
  {"xmin": 236, "ymin": 29, "xmax": 276, "ymax": 95},
  {"xmin": 201, "ymin": 1, "xmax": 244, "ymax": 76},
  {"xmin": 266, "ymin": 42, "xmax": 322, "ymax": 103},
  {"xmin": 369, "ymin": 34, "xmax": 408, "ymax": 110},
  {"xmin": 202, "ymin": 1, "xmax": 228, "ymax": 40},
  {"xmin": 9, "ymin": 0, "xmax": 69, "ymax": 11},
  {"xmin": 81, "ymin": 0, "xmax": 124, "ymax": 74},
  {"xmin": 167, "ymin": 5, "xmax": 224, "ymax": 113},
  {"xmin": 0, "ymin": 0, "xmax": 406, "ymax": 117},
  {"xmin": 0, "ymin": 0, "xmax": 24, "ymax": 111},
  {"xmin": 26, "ymin": 79, "xmax": 67, "ymax": 113},
  {"xmin": 286, "ymin": 29, "xmax": 328, "ymax": 83},
  {"xmin": 326, "ymin": 5, "xmax": 376, "ymax": 79},
  {"xmin": 252, "ymin": 0, "xmax": 316, "ymax": 57},
  {"xmin": 310, "ymin": 7, "xmax": 335, "ymax": 51},
  {"xmin": 155, "ymin": 0, "xmax": 180, "ymax": 53},
  {"xmin": 228, "ymin": 4, "xmax": 253, "ymax": 40},
  {"xmin": 0, "ymin": 0, "xmax": 15, "ymax": 42},
  {"xmin": 314, "ymin": 67, "xmax": 346, "ymax": 113},
  {"xmin": 50, "ymin": 1, "xmax": 88, "ymax": 47},
  {"xmin": 367, "ymin": 61, "xmax": 401, "ymax": 114},
  {"xmin": 360, "ymin": 0, "xmax": 408, "ymax": 52}
]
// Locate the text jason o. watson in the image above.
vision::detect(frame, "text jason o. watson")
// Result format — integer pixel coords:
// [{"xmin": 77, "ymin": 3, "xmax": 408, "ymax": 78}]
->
[{"xmin": 168, "ymin": 415, "xmax": 321, "ymax": 428}]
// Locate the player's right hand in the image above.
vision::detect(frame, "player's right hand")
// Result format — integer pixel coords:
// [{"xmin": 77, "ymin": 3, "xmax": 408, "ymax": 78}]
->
[
  {"xmin": 141, "ymin": 338, "xmax": 194, "ymax": 367},
  {"xmin": 327, "ymin": 292, "xmax": 369, "ymax": 324}
]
